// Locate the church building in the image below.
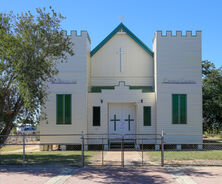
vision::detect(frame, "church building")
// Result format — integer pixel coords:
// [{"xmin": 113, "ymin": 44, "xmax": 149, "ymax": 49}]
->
[{"xmin": 40, "ymin": 23, "xmax": 202, "ymax": 149}]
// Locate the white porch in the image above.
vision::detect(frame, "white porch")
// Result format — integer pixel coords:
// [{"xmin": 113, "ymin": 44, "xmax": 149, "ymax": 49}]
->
[{"xmin": 87, "ymin": 81, "xmax": 156, "ymax": 146}]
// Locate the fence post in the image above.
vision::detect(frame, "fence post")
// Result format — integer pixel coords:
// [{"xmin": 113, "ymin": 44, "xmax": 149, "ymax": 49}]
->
[
  {"xmin": 121, "ymin": 135, "xmax": 124, "ymax": 167},
  {"xmin": 161, "ymin": 130, "xmax": 164, "ymax": 167},
  {"xmin": 81, "ymin": 132, "xmax": 84, "ymax": 167},
  {"xmin": 22, "ymin": 134, "xmax": 26, "ymax": 167},
  {"xmin": 102, "ymin": 137, "xmax": 104, "ymax": 166},
  {"xmin": 142, "ymin": 138, "xmax": 144, "ymax": 165}
]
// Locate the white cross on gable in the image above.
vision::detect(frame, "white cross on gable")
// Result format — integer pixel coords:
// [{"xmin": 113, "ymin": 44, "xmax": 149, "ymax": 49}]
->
[
  {"xmin": 119, "ymin": 16, "xmax": 125, "ymax": 22},
  {"xmin": 119, "ymin": 48, "xmax": 127, "ymax": 72}
]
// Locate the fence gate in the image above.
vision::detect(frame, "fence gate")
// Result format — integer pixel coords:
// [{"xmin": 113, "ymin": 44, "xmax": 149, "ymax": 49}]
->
[{"xmin": 84, "ymin": 134, "xmax": 164, "ymax": 167}]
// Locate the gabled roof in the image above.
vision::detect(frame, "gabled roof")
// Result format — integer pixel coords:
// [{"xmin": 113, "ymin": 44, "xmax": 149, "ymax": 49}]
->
[{"xmin": 90, "ymin": 23, "xmax": 154, "ymax": 57}]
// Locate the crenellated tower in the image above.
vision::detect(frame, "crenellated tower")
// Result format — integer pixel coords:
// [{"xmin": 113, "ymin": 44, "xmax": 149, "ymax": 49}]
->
[
  {"xmin": 153, "ymin": 30, "xmax": 202, "ymax": 143},
  {"xmin": 40, "ymin": 30, "xmax": 91, "ymax": 142}
]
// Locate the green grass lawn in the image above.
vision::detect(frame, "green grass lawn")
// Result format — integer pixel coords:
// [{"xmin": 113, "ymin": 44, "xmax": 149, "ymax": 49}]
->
[
  {"xmin": 2, "ymin": 149, "xmax": 222, "ymax": 166},
  {"xmin": 147, "ymin": 150, "xmax": 222, "ymax": 161},
  {"xmin": 0, "ymin": 151, "xmax": 97, "ymax": 165}
]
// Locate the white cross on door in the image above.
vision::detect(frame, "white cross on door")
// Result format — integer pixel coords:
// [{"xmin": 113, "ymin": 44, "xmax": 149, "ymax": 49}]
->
[{"xmin": 109, "ymin": 103, "xmax": 136, "ymax": 139}]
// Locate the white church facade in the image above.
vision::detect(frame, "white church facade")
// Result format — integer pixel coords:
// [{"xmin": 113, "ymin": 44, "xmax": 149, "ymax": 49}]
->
[{"xmin": 40, "ymin": 23, "xmax": 202, "ymax": 148}]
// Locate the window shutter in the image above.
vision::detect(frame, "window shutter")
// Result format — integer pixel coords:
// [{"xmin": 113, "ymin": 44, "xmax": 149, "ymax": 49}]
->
[
  {"xmin": 180, "ymin": 94, "xmax": 187, "ymax": 124},
  {"xmin": 93, "ymin": 106, "xmax": 100, "ymax": 126},
  {"xmin": 172, "ymin": 94, "xmax": 179, "ymax": 124},
  {"xmin": 57, "ymin": 95, "xmax": 64, "ymax": 124},
  {"xmin": 65, "ymin": 95, "xmax": 71, "ymax": 124},
  {"xmin": 144, "ymin": 106, "xmax": 151, "ymax": 126}
]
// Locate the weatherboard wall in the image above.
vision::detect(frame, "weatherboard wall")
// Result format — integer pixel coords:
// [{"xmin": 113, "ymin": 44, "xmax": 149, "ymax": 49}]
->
[
  {"xmin": 40, "ymin": 31, "xmax": 90, "ymax": 144},
  {"xmin": 91, "ymin": 32, "xmax": 154, "ymax": 87},
  {"xmin": 154, "ymin": 31, "xmax": 202, "ymax": 143}
]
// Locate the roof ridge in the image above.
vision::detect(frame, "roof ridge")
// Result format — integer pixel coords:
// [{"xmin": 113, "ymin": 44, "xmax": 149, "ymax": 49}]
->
[{"xmin": 90, "ymin": 23, "xmax": 153, "ymax": 57}]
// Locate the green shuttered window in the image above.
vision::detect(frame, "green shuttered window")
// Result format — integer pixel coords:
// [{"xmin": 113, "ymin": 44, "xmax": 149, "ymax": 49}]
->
[
  {"xmin": 93, "ymin": 106, "xmax": 100, "ymax": 126},
  {"xmin": 144, "ymin": 106, "xmax": 151, "ymax": 126},
  {"xmin": 172, "ymin": 94, "xmax": 187, "ymax": 124},
  {"xmin": 56, "ymin": 94, "xmax": 71, "ymax": 125}
]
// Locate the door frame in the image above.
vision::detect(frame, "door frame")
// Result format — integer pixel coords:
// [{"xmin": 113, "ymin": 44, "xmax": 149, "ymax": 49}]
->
[{"xmin": 107, "ymin": 102, "xmax": 137, "ymax": 139}]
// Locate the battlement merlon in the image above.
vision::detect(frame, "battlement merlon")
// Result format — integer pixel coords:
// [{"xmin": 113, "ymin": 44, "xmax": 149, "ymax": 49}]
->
[
  {"xmin": 61, "ymin": 30, "xmax": 91, "ymax": 43},
  {"xmin": 154, "ymin": 30, "xmax": 201, "ymax": 39}
]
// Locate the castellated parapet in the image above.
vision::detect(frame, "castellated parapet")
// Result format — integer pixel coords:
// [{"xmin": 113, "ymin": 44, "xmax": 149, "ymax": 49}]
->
[
  {"xmin": 155, "ymin": 30, "xmax": 201, "ymax": 37},
  {"xmin": 61, "ymin": 30, "xmax": 91, "ymax": 43}
]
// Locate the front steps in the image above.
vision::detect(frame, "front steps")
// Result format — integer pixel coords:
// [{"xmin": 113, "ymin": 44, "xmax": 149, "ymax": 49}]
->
[{"xmin": 109, "ymin": 139, "xmax": 136, "ymax": 150}]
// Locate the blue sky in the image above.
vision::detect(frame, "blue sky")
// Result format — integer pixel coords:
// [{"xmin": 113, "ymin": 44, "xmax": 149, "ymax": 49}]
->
[{"xmin": 1, "ymin": 0, "xmax": 222, "ymax": 67}]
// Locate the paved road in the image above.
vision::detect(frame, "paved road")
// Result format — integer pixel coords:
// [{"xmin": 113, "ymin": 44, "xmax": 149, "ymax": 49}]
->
[{"xmin": 1, "ymin": 166, "xmax": 222, "ymax": 184}]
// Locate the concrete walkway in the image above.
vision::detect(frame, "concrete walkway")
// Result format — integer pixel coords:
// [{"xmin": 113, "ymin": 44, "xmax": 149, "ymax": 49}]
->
[
  {"xmin": 1, "ymin": 166, "xmax": 222, "ymax": 184},
  {"xmin": 65, "ymin": 166, "xmax": 222, "ymax": 184},
  {"xmin": 89, "ymin": 151, "xmax": 143, "ymax": 166},
  {"xmin": 0, "ymin": 165, "xmax": 74, "ymax": 184}
]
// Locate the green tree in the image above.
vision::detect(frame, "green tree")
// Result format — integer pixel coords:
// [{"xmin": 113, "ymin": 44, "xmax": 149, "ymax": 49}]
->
[
  {"xmin": 202, "ymin": 60, "xmax": 222, "ymax": 132},
  {"xmin": 0, "ymin": 7, "xmax": 73, "ymax": 145}
]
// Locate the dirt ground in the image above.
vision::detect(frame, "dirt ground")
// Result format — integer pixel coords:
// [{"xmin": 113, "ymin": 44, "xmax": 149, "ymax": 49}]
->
[
  {"xmin": 1, "ymin": 166, "xmax": 222, "ymax": 184},
  {"xmin": 2, "ymin": 145, "xmax": 40, "ymax": 153}
]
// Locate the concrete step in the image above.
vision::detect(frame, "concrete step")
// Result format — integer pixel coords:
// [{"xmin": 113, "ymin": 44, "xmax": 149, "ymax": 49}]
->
[{"xmin": 109, "ymin": 142, "xmax": 135, "ymax": 149}]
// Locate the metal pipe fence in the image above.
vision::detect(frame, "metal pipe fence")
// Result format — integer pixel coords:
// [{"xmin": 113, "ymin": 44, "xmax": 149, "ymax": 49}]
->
[{"xmin": 1, "ymin": 133, "xmax": 222, "ymax": 167}]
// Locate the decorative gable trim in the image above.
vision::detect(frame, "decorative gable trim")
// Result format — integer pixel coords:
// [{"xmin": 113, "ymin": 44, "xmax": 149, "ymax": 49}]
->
[
  {"xmin": 90, "ymin": 23, "xmax": 154, "ymax": 57},
  {"xmin": 90, "ymin": 85, "xmax": 153, "ymax": 93}
]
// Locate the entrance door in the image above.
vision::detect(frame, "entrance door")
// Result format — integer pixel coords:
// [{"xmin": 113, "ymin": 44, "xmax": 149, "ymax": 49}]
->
[{"xmin": 109, "ymin": 103, "xmax": 136, "ymax": 139}]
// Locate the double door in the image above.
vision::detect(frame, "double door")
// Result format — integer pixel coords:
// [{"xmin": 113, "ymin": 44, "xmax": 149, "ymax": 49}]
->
[{"xmin": 109, "ymin": 103, "xmax": 136, "ymax": 139}]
